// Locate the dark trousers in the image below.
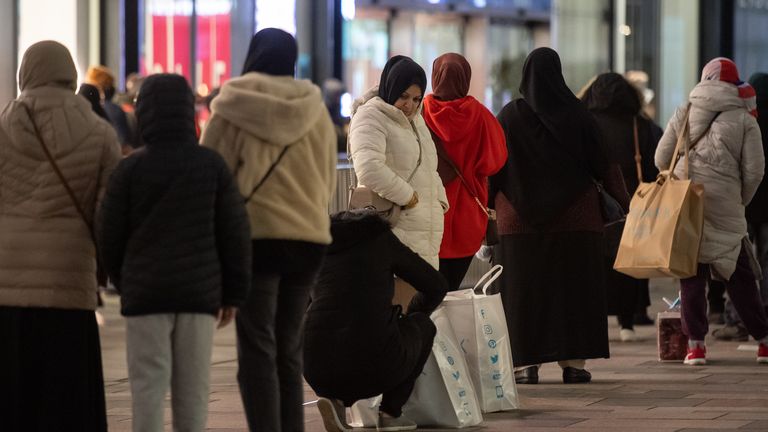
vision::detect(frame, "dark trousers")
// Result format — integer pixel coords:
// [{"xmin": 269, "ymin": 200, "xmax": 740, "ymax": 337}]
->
[
  {"xmin": 236, "ymin": 268, "xmax": 320, "ymax": 432},
  {"xmin": 680, "ymin": 245, "xmax": 768, "ymax": 341},
  {"xmin": 0, "ymin": 306, "xmax": 107, "ymax": 432},
  {"xmin": 379, "ymin": 313, "xmax": 436, "ymax": 417},
  {"xmin": 439, "ymin": 256, "xmax": 475, "ymax": 292}
]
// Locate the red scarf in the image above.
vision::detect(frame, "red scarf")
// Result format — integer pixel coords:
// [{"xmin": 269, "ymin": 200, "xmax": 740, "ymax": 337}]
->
[{"xmin": 423, "ymin": 95, "xmax": 507, "ymax": 258}]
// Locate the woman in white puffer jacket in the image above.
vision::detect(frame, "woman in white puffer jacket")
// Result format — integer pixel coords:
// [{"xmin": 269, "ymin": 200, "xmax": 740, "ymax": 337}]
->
[
  {"xmin": 349, "ymin": 56, "xmax": 448, "ymax": 269},
  {"xmin": 656, "ymin": 57, "xmax": 768, "ymax": 366}
]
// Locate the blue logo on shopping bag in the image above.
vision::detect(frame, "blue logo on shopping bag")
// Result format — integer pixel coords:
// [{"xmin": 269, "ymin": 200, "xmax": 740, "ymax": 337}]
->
[
  {"xmin": 490, "ymin": 354, "xmax": 499, "ymax": 364},
  {"xmin": 447, "ymin": 356, "xmax": 455, "ymax": 366},
  {"xmin": 458, "ymin": 389, "xmax": 466, "ymax": 398},
  {"xmin": 496, "ymin": 385, "xmax": 504, "ymax": 398},
  {"xmin": 488, "ymin": 339, "xmax": 497, "ymax": 349},
  {"xmin": 483, "ymin": 324, "xmax": 493, "ymax": 335},
  {"xmin": 492, "ymin": 372, "xmax": 501, "ymax": 380},
  {"xmin": 480, "ymin": 309, "xmax": 486, "ymax": 319},
  {"xmin": 452, "ymin": 371, "xmax": 461, "ymax": 380}
]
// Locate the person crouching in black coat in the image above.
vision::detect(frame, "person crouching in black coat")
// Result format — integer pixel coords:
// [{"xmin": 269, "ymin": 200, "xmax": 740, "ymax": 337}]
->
[
  {"xmin": 304, "ymin": 211, "xmax": 448, "ymax": 432},
  {"xmin": 97, "ymin": 73, "xmax": 252, "ymax": 432}
]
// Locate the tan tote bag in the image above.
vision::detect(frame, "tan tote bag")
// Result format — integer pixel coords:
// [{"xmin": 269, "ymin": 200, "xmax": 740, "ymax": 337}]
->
[{"xmin": 613, "ymin": 107, "xmax": 706, "ymax": 279}]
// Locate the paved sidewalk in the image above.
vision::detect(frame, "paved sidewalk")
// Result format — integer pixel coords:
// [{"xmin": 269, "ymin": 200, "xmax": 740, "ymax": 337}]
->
[{"xmin": 101, "ymin": 279, "xmax": 768, "ymax": 431}]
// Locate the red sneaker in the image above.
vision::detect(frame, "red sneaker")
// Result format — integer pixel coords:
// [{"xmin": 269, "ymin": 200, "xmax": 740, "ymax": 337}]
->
[
  {"xmin": 684, "ymin": 345, "xmax": 707, "ymax": 365},
  {"xmin": 758, "ymin": 343, "xmax": 768, "ymax": 364}
]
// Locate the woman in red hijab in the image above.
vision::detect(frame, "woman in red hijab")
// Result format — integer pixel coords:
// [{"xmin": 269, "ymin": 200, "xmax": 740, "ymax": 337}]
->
[{"xmin": 423, "ymin": 53, "xmax": 507, "ymax": 291}]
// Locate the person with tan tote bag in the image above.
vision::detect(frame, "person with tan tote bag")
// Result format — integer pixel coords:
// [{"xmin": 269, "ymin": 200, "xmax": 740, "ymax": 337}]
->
[{"xmin": 621, "ymin": 57, "xmax": 768, "ymax": 366}]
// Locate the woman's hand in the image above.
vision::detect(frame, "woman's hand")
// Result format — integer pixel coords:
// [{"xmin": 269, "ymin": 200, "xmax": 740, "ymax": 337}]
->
[
  {"xmin": 404, "ymin": 192, "xmax": 419, "ymax": 209},
  {"xmin": 217, "ymin": 306, "xmax": 238, "ymax": 329}
]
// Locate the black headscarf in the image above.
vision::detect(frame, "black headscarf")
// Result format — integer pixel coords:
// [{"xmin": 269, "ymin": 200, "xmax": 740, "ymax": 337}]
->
[
  {"xmin": 135, "ymin": 74, "xmax": 197, "ymax": 147},
  {"xmin": 77, "ymin": 83, "xmax": 108, "ymax": 120},
  {"xmin": 581, "ymin": 72, "xmax": 642, "ymax": 116},
  {"xmin": 241, "ymin": 28, "xmax": 297, "ymax": 76},
  {"xmin": 377, "ymin": 56, "xmax": 427, "ymax": 105},
  {"xmin": 490, "ymin": 48, "xmax": 608, "ymax": 227}
]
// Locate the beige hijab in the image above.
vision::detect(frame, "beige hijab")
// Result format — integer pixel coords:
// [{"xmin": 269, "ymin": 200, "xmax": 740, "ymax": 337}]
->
[{"xmin": 18, "ymin": 40, "xmax": 77, "ymax": 92}]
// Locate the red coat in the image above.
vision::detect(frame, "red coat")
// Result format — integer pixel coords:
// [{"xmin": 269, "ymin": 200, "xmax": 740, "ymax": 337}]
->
[{"xmin": 423, "ymin": 95, "xmax": 507, "ymax": 258}]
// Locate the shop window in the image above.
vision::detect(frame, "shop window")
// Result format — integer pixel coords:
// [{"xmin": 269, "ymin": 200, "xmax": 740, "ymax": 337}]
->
[
  {"xmin": 141, "ymin": 0, "xmax": 193, "ymax": 82},
  {"xmin": 342, "ymin": 9, "xmax": 389, "ymax": 99}
]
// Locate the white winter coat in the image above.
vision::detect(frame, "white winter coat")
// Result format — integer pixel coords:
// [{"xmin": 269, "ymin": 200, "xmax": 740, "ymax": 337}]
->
[
  {"xmin": 349, "ymin": 87, "xmax": 448, "ymax": 268},
  {"xmin": 656, "ymin": 80, "xmax": 764, "ymax": 280}
]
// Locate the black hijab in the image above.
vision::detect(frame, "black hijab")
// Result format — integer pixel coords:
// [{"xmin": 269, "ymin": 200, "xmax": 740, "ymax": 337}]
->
[
  {"xmin": 581, "ymin": 72, "xmax": 642, "ymax": 115},
  {"xmin": 490, "ymin": 48, "xmax": 608, "ymax": 227},
  {"xmin": 77, "ymin": 83, "xmax": 108, "ymax": 120},
  {"xmin": 241, "ymin": 28, "xmax": 297, "ymax": 76},
  {"xmin": 378, "ymin": 56, "xmax": 427, "ymax": 105}
]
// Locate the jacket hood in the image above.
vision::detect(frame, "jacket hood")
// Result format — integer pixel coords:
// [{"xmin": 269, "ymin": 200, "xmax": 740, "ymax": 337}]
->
[
  {"xmin": 1, "ymin": 86, "xmax": 103, "ymax": 155},
  {"xmin": 328, "ymin": 212, "xmax": 391, "ymax": 253},
  {"xmin": 423, "ymin": 95, "xmax": 484, "ymax": 141},
  {"xmin": 212, "ymin": 72, "xmax": 324, "ymax": 146},
  {"xmin": 19, "ymin": 41, "xmax": 77, "ymax": 92},
  {"xmin": 690, "ymin": 80, "xmax": 752, "ymax": 113},
  {"xmin": 351, "ymin": 86, "xmax": 419, "ymax": 129},
  {"xmin": 135, "ymin": 74, "xmax": 197, "ymax": 147}
]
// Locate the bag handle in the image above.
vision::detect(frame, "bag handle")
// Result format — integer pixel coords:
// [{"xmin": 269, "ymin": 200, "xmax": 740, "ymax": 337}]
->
[
  {"xmin": 472, "ymin": 264, "xmax": 503, "ymax": 295},
  {"xmin": 666, "ymin": 104, "xmax": 721, "ymax": 179},
  {"xmin": 430, "ymin": 128, "xmax": 491, "ymax": 218},
  {"xmin": 633, "ymin": 116, "xmax": 642, "ymax": 185},
  {"xmin": 21, "ymin": 103, "xmax": 96, "ymax": 242}
]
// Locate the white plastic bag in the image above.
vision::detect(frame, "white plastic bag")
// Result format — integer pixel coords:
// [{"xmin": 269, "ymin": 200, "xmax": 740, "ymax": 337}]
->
[
  {"xmin": 401, "ymin": 306, "xmax": 483, "ymax": 428},
  {"xmin": 442, "ymin": 264, "xmax": 520, "ymax": 412}
]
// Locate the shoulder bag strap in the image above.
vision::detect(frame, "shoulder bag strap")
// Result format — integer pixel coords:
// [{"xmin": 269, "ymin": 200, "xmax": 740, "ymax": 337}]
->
[
  {"xmin": 633, "ymin": 116, "xmax": 642, "ymax": 185},
  {"xmin": 244, "ymin": 145, "xmax": 290, "ymax": 203},
  {"xmin": 433, "ymin": 133, "xmax": 490, "ymax": 218},
  {"xmin": 21, "ymin": 104, "xmax": 96, "ymax": 242},
  {"xmin": 668, "ymin": 104, "xmax": 721, "ymax": 178}
]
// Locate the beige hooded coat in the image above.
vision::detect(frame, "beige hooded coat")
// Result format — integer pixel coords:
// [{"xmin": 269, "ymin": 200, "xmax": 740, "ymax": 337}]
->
[
  {"xmin": 0, "ymin": 41, "xmax": 121, "ymax": 310},
  {"xmin": 656, "ymin": 80, "xmax": 764, "ymax": 280},
  {"xmin": 201, "ymin": 72, "xmax": 337, "ymax": 245},
  {"xmin": 349, "ymin": 87, "xmax": 448, "ymax": 269}
]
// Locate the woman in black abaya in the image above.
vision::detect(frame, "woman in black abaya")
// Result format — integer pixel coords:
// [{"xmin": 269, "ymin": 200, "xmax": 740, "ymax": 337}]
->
[{"xmin": 490, "ymin": 48, "xmax": 623, "ymax": 384}]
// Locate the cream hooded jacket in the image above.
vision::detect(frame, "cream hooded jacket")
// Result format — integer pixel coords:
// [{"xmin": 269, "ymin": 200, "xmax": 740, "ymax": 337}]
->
[
  {"xmin": 201, "ymin": 72, "xmax": 337, "ymax": 245},
  {"xmin": 349, "ymin": 87, "xmax": 448, "ymax": 268},
  {"xmin": 656, "ymin": 80, "xmax": 764, "ymax": 279},
  {"xmin": 0, "ymin": 42, "xmax": 121, "ymax": 310}
]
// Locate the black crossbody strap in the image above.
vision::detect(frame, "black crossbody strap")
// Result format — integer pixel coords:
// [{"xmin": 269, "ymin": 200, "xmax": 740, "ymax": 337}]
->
[{"xmin": 244, "ymin": 145, "xmax": 290, "ymax": 203}]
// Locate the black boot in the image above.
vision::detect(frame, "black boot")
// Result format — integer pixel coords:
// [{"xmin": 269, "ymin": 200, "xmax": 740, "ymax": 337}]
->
[
  {"xmin": 514, "ymin": 365, "xmax": 539, "ymax": 384},
  {"xmin": 562, "ymin": 367, "xmax": 592, "ymax": 384}
]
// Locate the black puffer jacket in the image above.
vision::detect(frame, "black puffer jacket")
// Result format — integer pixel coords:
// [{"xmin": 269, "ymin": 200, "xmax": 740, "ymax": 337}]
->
[
  {"xmin": 98, "ymin": 74, "xmax": 251, "ymax": 316},
  {"xmin": 304, "ymin": 213, "xmax": 447, "ymax": 379}
]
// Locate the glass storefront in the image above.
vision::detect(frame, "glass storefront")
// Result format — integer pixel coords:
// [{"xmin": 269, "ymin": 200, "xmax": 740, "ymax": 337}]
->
[
  {"xmin": 342, "ymin": 3, "xmax": 546, "ymax": 111},
  {"xmin": 734, "ymin": 0, "xmax": 768, "ymax": 77}
]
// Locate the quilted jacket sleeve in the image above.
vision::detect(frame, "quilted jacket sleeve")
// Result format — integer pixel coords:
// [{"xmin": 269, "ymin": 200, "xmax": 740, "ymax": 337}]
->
[
  {"xmin": 214, "ymin": 157, "xmax": 252, "ymax": 307},
  {"xmin": 387, "ymin": 231, "xmax": 448, "ymax": 315},
  {"xmin": 97, "ymin": 158, "xmax": 134, "ymax": 287},
  {"xmin": 349, "ymin": 110, "xmax": 415, "ymax": 206},
  {"xmin": 95, "ymin": 127, "xmax": 122, "ymax": 216},
  {"xmin": 655, "ymin": 106, "xmax": 684, "ymax": 171},
  {"xmin": 741, "ymin": 113, "xmax": 765, "ymax": 205}
]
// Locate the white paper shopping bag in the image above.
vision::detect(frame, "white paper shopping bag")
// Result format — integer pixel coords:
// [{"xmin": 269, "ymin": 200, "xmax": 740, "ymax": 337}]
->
[{"xmin": 442, "ymin": 264, "xmax": 519, "ymax": 413}]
